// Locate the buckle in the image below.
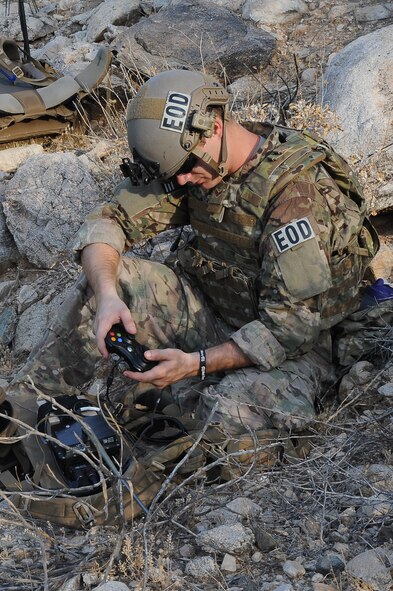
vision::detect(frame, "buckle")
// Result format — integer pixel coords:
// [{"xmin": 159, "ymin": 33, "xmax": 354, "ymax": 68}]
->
[
  {"xmin": 11, "ymin": 65, "xmax": 23, "ymax": 78},
  {"xmin": 73, "ymin": 501, "xmax": 96, "ymax": 528}
]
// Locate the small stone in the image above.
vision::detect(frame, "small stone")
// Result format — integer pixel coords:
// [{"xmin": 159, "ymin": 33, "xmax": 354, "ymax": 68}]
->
[
  {"xmin": 377, "ymin": 383, "xmax": 393, "ymax": 397},
  {"xmin": 221, "ymin": 553, "xmax": 237, "ymax": 572},
  {"xmin": 226, "ymin": 497, "xmax": 261, "ymax": 517},
  {"xmin": 311, "ymin": 573, "xmax": 324, "ymax": 582},
  {"xmin": 349, "ymin": 361, "xmax": 374, "ymax": 385},
  {"xmin": 253, "ymin": 527, "xmax": 278, "ymax": 552},
  {"xmin": 185, "ymin": 556, "xmax": 218, "ymax": 579},
  {"xmin": 316, "ymin": 554, "xmax": 345, "ymax": 575},
  {"xmin": 282, "ymin": 560, "xmax": 306, "ymax": 578},
  {"xmin": 339, "ymin": 507, "xmax": 356, "ymax": 526},
  {"xmin": 272, "ymin": 584, "xmax": 293, "ymax": 591},
  {"xmin": 93, "ymin": 583, "xmax": 132, "ymax": 591},
  {"xmin": 196, "ymin": 524, "xmax": 254, "ymax": 554},
  {"xmin": 228, "ymin": 573, "xmax": 258, "ymax": 591},
  {"xmin": 179, "ymin": 544, "xmax": 194, "ymax": 558},
  {"xmin": 251, "ymin": 551, "xmax": 262, "ymax": 563}
]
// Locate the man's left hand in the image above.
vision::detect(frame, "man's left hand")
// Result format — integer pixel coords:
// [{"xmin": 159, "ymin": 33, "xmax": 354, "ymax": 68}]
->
[{"xmin": 123, "ymin": 348, "xmax": 200, "ymax": 389}]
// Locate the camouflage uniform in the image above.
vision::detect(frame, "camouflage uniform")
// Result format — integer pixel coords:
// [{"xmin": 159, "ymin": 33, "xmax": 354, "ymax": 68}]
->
[{"xmin": 5, "ymin": 123, "xmax": 378, "ymax": 440}]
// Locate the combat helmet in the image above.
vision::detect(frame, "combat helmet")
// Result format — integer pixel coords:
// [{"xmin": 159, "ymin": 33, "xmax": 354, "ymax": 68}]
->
[{"xmin": 126, "ymin": 69, "xmax": 230, "ymax": 182}]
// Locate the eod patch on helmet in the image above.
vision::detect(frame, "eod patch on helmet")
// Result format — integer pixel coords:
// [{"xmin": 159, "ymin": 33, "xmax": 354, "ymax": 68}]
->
[
  {"xmin": 160, "ymin": 91, "xmax": 190, "ymax": 133},
  {"xmin": 126, "ymin": 69, "xmax": 230, "ymax": 182}
]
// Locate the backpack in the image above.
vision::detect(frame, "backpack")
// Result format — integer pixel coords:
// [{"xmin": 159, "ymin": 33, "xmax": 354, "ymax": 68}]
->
[
  {"xmin": 0, "ymin": 39, "xmax": 112, "ymax": 143},
  {"xmin": 0, "ymin": 392, "xmax": 308, "ymax": 528}
]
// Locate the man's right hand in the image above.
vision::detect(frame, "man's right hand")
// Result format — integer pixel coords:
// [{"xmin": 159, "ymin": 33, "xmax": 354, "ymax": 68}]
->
[
  {"xmin": 81, "ymin": 243, "xmax": 135, "ymax": 357},
  {"xmin": 94, "ymin": 294, "xmax": 136, "ymax": 357}
]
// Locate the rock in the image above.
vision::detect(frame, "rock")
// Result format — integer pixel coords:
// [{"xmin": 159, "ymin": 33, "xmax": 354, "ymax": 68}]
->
[
  {"xmin": 282, "ymin": 560, "xmax": 306, "ymax": 578},
  {"xmin": 84, "ymin": 0, "xmax": 140, "ymax": 42},
  {"xmin": 228, "ymin": 573, "xmax": 258, "ymax": 591},
  {"xmin": 179, "ymin": 543, "xmax": 194, "ymax": 558},
  {"xmin": 0, "ymin": 307, "xmax": 17, "ymax": 345},
  {"xmin": 323, "ymin": 25, "xmax": 393, "ymax": 213},
  {"xmin": 0, "ymin": 281, "xmax": 16, "ymax": 302},
  {"xmin": 58, "ymin": 576, "xmax": 81, "ymax": 591},
  {"xmin": 196, "ymin": 523, "xmax": 255, "ymax": 554},
  {"xmin": 354, "ymin": 5, "xmax": 393, "ymax": 22},
  {"xmin": 348, "ymin": 361, "xmax": 374, "ymax": 385},
  {"xmin": 251, "ymin": 551, "xmax": 262, "ymax": 562},
  {"xmin": 17, "ymin": 285, "xmax": 41, "ymax": 314},
  {"xmin": 346, "ymin": 549, "xmax": 392, "ymax": 591},
  {"xmin": 185, "ymin": 556, "xmax": 218, "ymax": 579},
  {"xmin": 3, "ymin": 153, "xmax": 103, "ymax": 269},
  {"xmin": 368, "ymin": 242, "xmax": 393, "ymax": 283},
  {"xmin": 253, "ymin": 527, "xmax": 278, "ymax": 552},
  {"xmin": 315, "ymin": 554, "xmax": 345, "ymax": 575},
  {"xmin": 0, "ymin": 203, "xmax": 18, "ymax": 273},
  {"xmin": 0, "ymin": 145, "xmax": 44, "ymax": 173},
  {"xmin": 114, "ymin": 0, "xmax": 276, "ymax": 79},
  {"xmin": 226, "ymin": 497, "xmax": 261, "ymax": 517},
  {"xmin": 242, "ymin": 0, "xmax": 308, "ymax": 25},
  {"xmin": 272, "ymin": 584, "xmax": 293, "ymax": 591},
  {"xmin": 377, "ymin": 383, "xmax": 393, "ymax": 397},
  {"xmin": 358, "ymin": 494, "xmax": 393, "ymax": 518},
  {"xmin": 93, "ymin": 583, "xmax": 132, "ymax": 591},
  {"xmin": 14, "ymin": 292, "xmax": 66, "ymax": 355},
  {"xmin": 364, "ymin": 464, "xmax": 393, "ymax": 490},
  {"xmin": 221, "ymin": 553, "xmax": 237, "ymax": 572}
]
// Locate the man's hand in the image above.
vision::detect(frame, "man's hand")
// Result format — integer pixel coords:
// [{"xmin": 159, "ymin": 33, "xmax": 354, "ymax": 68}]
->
[
  {"xmin": 81, "ymin": 243, "xmax": 136, "ymax": 356},
  {"xmin": 123, "ymin": 340, "xmax": 252, "ymax": 389},
  {"xmin": 94, "ymin": 294, "xmax": 136, "ymax": 357},
  {"xmin": 123, "ymin": 348, "xmax": 200, "ymax": 389}
]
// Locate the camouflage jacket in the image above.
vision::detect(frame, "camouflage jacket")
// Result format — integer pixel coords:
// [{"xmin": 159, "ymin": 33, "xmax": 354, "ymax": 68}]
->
[{"xmin": 73, "ymin": 122, "xmax": 379, "ymax": 369}]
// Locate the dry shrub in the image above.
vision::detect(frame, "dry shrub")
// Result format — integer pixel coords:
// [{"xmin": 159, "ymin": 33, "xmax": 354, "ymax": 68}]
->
[{"xmin": 286, "ymin": 99, "xmax": 342, "ymax": 137}]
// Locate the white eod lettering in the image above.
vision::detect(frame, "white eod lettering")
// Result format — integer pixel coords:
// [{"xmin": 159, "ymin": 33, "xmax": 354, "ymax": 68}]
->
[
  {"xmin": 160, "ymin": 91, "xmax": 191, "ymax": 133},
  {"xmin": 272, "ymin": 217, "xmax": 315, "ymax": 253}
]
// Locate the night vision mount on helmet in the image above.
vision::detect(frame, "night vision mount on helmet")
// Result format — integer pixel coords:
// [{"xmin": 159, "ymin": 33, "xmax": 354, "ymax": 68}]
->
[{"xmin": 126, "ymin": 69, "xmax": 231, "ymax": 184}]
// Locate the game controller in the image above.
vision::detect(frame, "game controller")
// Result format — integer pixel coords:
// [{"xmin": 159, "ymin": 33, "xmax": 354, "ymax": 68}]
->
[{"xmin": 105, "ymin": 324, "xmax": 158, "ymax": 372}]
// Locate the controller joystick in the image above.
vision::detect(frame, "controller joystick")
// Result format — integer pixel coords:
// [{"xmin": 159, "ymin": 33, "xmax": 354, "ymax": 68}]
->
[{"xmin": 105, "ymin": 324, "xmax": 157, "ymax": 372}]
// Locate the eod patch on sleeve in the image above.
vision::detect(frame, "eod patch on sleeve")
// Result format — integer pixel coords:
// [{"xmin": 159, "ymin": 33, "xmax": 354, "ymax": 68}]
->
[
  {"xmin": 271, "ymin": 217, "xmax": 315, "ymax": 253},
  {"xmin": 270, "ymin": 216, "xmax": 332, "ymax": 301},
  {"xmin": 160, "ymin": 91, "xmax": 191, "ymax": 133}
]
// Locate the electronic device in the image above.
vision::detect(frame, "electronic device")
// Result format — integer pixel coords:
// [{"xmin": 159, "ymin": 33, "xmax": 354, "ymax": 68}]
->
[{"xmin": 105, "ymin": 323, "xmax": 158, "ymax": 372}]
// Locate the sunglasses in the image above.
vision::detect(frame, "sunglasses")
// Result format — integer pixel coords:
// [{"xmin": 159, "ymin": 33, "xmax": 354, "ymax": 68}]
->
[{"xmin": 176, "ymin": 154, "xmax": 198, "ymax": 176}]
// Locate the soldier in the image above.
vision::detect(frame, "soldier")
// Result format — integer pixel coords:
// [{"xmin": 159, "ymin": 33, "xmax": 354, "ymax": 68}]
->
[{"xmin": 0, "ymin": 69, "xmax": 381, "ymax": 510}]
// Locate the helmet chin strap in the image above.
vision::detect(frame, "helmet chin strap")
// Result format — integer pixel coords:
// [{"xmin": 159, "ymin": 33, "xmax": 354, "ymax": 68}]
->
[{"xmin": 191, "ymin": 109, "xmax": 230, "ymax": 179}]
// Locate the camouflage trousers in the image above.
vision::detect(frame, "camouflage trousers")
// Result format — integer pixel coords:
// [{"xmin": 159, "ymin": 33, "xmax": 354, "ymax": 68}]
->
[{"xmin": 5, "ymin": 257, "xmax": 337, "ymax": 441}]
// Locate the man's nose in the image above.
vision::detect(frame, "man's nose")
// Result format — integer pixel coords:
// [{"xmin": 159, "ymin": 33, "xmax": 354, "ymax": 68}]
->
[{"xmin": 176, "ymin": 173, "xmax": 191, "ymax": 186}]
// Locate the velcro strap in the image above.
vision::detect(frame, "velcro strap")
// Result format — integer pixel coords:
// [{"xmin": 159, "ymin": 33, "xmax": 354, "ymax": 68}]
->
[
  {"xmin": 13, "ymin": 89, "xmax": 46, "ymax": 116},
  {"xmin": 127, "ymin": 97, "xmax": 166, "ymax": 121},
  {"xmin": 192, "ymin": 219, "xmax": 255, "ymax": 249}
]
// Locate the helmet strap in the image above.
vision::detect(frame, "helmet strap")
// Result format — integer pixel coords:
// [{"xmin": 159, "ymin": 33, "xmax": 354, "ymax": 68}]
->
[{"xmin": 191, "ymin": 106, "xmax": 230, "ymax": 178}]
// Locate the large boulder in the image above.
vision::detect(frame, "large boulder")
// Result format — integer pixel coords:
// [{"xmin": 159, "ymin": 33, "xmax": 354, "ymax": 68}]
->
[
  {"xmin": 242, "ymin": 0, "xmax": 308, "ymax": 26},
  {"xmin": 84, "ymin": 0, "xmax": 141, "ymax": 43},
  {"xmin": 2, "ymin": 153, "xmax": 103, "ymax": 269},
  {"xmin": 114, "ymin": 0, "xmax": 276, "ymax": 79},
  {"xmin": 323, "ymin": 25, "xmax": 393, "ymax": 213}
]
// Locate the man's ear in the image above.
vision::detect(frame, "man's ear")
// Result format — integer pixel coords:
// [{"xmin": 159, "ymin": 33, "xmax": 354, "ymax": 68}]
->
[{"xmin": 213, "ymin": 115, "xmax": 223, "ymax": 139}]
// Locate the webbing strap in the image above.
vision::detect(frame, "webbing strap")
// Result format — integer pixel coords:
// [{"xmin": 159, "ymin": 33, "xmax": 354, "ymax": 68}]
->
[
  {"xmin": 188, "ymin": 194, "xmax": 256, "ymax": 226},
  {"xmin": 13, "ymin": 89, "xmax": 46, "ymax": 115},
  {"xmin": 192, "ymin": 218, "xmax": 255, "ymax": 249}
]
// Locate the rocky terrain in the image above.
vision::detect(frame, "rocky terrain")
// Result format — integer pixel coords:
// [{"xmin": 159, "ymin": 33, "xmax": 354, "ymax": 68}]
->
[{"xmin": 0, "ymin": 1, "xmax": 392, "ymax": 590}]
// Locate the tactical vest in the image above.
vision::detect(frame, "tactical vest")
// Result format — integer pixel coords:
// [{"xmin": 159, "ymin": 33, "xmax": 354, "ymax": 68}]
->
[{"xmin": 177, "ymin": 124, "xmax": 379, "ymax": 329}]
